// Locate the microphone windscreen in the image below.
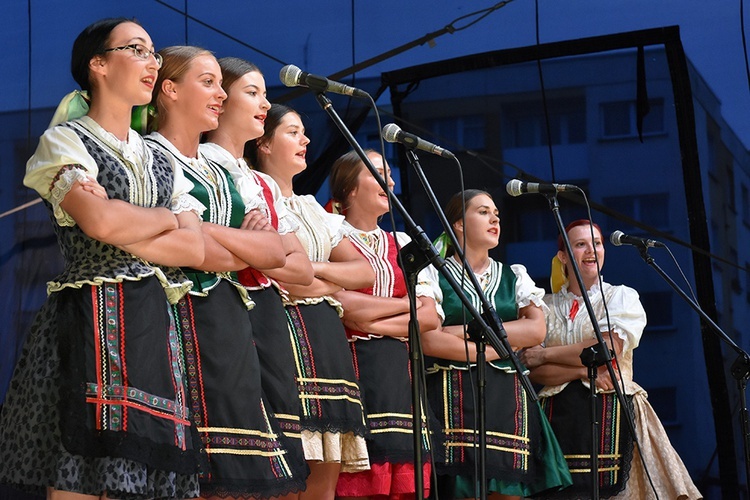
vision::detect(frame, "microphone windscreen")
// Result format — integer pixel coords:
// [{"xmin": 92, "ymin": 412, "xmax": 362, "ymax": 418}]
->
[
  {"xmin": 382, "ymin": 123, "xmax": 401, "ymax": 143},
  {"xmin": 506, "ymin": 179, "xmax": 524, "ymax": 197},
  {"xmin": 279, "ymin": 65, "xmax": 302, "ymax": 87},
  {"xmin": 609, "ymin": 230, "xmax": 624, "ymax": 246}
]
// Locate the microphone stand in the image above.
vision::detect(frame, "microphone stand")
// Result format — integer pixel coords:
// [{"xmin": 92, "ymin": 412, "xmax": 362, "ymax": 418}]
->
[
  {"xmin": 633, "ymin": 244, "xmax": 750, "ymax": 495},
  {"xmin": 545, "ymin": 193, "xmax": 642, "ymax": 500},
  {"xmin": 404, "ymin": 149, "xmax": 541, "ymax": 499},
  {"xmin": 313, "ymin": 92, "xmax": 534, "ymax": 499}
]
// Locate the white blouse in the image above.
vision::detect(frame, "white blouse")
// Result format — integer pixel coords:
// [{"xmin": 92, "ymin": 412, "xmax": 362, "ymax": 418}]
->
[
  {"xmin": 540, "ymin": 281, "xmax": 647, "ymax": 397},
  {"xmin": 25, "ymin": 116, "xmax": 201, "ymax": 227},
  {"xmin": 199, "ymin": 143, "xmax": 297, "ymax": 235}
]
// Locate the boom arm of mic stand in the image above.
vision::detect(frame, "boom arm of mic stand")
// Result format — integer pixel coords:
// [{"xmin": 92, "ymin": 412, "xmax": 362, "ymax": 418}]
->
[
  {"xmin": 634, "ymin": 245, "xmax": 750, "ymax": 493},
  {"xmin": 313, "ymin": 93, "xmax": 534, "ymax": 399},
  {"xmin": 546, "ymin": 193, "xmax": 641, "ymax": 500},
  {"xmin": 314, "ymin": 92, "xmax": 433, "ymax": 499},
  {"xmin": 635, "ymin": 246, "xmax": 746, "ymax": 357},
  {"xmin": 402, "ymin": 149, "xmax": 537, "ymax": 401}
]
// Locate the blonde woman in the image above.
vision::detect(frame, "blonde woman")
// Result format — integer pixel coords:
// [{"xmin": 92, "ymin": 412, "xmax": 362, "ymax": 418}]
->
[{"xmin": 146, "ymin": 46, "xmax": 307, "ymax": 499}]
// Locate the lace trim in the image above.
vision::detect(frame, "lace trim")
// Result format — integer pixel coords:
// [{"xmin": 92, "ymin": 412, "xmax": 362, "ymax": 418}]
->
[
  {"xmin": 282, "ymin": 295, "xmax": 344, "ymax": 316},
  {"xmin": 244, "ymin": 195, "xmax": 266, "ymax": 213},
  {"xmin": 171, "ymin": 192, "xmax": 205, "ymax": 219},
  {"xmin": 201, "ymin": 478, "xmax": 306, "ymax": 500},
  {"xmin": 47, "ymin": 270, "xmax": 156, "ymax": 295},
  {"xmin": 46, "ymin": 269, "xmax": 192, "ymax": 305},
  {"xmin": 190, "ymin": 275, "xmax": 256, "ymax": 310},
  {"xmin": 425, "ymin": 359, "xmax": 521, "ymax": 374},
  {"xmin": 299, "ymin": 419, "xmax": 368, "ymax": 439},
  {"xmin": 278, "ymin": 217, "xmax": 299, "ymax": 235},
  {"xmin": 49, "ymin": 166, "xmax": 89, "ymax": 226},
  {"xmin": 331, "ymin": 228, "xmax": 345, "ymax": 248},
  {"xmin": 348, "ymin": 332, "xmax": 409, "ymax": 343},
  {"xmin": 517, "ymin": 292, "xmax": 546, "ymax": 309}
]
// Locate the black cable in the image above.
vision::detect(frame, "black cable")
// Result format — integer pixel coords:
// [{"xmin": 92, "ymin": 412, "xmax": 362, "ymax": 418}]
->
[
  {"xmin": 530, "ymin": 3, "xmax": 656, "ymax": 497},
  {"xmin": 27, "ymin": 0, "xmax": 32, "ymax": 154},
  {"xmin": 183, "ymin": 0, "xmax": 188, "ymax": 45},
  {"xmin": 152, "ymin": 0, "xmax": 287, "ymax": 65},
  {"xmin": 534, "ymin": 0, "xmax": 556, "ymax": 183},
  {"xmin": 742, "ymin": 0, "xmax": 750, "ymax": 94},
  {"xmin": 276, "ymin": 1, "xmax": 515, "ymax": 104},
  {"xmin": 449, "ymin": 0, "xmax": 516, "ymax": 33}
]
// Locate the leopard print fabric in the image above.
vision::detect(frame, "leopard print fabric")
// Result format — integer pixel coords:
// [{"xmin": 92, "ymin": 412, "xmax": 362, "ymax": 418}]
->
[{"xmin": 47, "ymin": 120, "xmax": 189, "ymax": 295}]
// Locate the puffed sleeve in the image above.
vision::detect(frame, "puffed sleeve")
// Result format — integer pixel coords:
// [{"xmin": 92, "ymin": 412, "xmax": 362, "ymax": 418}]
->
[
  {"xmin": 24, "ymin": 125, "xmax": 99, "ymax": 226},
  {"xmin": 309, "ymin": 197, "xmax": 346, "ymax": 248},
  {"xmin": 214, "ymin": 152, "xmax": 265, "ymax": 212},
  {"xmin": 602, "ymin": 285, "xmax": 647, "ymax": 352},
  {"xmin": 396, "ymin": 232, "xmax": 444, "ymax": 320},
  {"xmin": 169, "ymin": 157, "xmax": 206, "ymax": 219},
  {"xmin": 510, "ymin": 263, "xmax": 548, "ymax": 312}
]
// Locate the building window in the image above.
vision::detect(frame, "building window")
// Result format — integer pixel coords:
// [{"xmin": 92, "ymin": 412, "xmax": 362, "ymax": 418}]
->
[
  {"xmin": 741, "ymin": 184, "xmax": 750, "ymax": 226},
  {"xmin": 601, "ymin": 98, "xmax": 664, "ymax": 138},
  {"xmin": 640, "ymin": 291, "xmax": 673, "ymax": 329},
  {"xmin": 427, "ymin": 115, "xmax": 485, "ymax": 151},
  {"xmin": 504, "ymin": 194, "xmax": 589, "ymax": 243},
  {"xmin": 729, "ymin": 248, "xmax": 741, "ymax": 293},
  {"xmin": 502, "ymin": 97, "xmax": 586, "ymax": 148},
  {"xmin": 723, "ymin": 161, "xmax": 736, "ymax": 211},
  {"xmin": 603, "ymin": 193, "xmax": 669, "ymax": 233}
]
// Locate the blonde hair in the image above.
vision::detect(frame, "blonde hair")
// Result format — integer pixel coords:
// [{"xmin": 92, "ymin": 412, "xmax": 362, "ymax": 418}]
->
[{"xmin": 150, "ymin": 45, "xmax": 213, "ymax": 131}]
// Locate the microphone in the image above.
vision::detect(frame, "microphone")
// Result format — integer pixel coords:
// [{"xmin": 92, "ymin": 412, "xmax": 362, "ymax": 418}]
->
[
  {"xmin": 505, "ymin": 179, "xmax": 578, "ymax": 197},
  {"xmin": 279, "ymin": 64, "xmax": 369, "ymax": 98},
  {"xmin": 610, "ymin": 230, "xmax": 665, "ymax": 248},
  {"xmin": 381, "ymin": 123, "xmax": 456, "ymax": 159}
]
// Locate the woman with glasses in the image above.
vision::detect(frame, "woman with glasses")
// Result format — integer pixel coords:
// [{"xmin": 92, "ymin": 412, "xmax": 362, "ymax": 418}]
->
[
  {"xmin": 146, "ymin": 46, "xmax": 308, "ymax": 499},
  {"xmin": 0, "ymin": 18, "xmax": 205, "ymax": 499}
]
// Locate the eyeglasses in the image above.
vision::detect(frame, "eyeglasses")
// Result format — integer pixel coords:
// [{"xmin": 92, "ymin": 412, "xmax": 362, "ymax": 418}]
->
[{"xmin": 103, "ymin": 44, "xmax": 163, "ymax": 68}]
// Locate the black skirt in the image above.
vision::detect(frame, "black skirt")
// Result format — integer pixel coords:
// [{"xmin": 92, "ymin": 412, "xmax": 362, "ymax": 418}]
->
[
  {"xmin": 285, "ymin": 301, "xmax": 368, "ymax": 436},
  {"xmin": 350, "ymin": 336, "xmax": 430, "ymax": 465},
  {"xmin": 537, "ymin": 381, "xmax": 635, "ymax": 499},
  {"xmin": 174, "ymin": 280, "xmax": 307, "ymax": 498},
  {"xmin": 247, "ymin": 287, "xmax": 306, "ymax": 465},
  {"xmin": 0, "ymin": 277, "xmax": 201, "ymax": 499}
]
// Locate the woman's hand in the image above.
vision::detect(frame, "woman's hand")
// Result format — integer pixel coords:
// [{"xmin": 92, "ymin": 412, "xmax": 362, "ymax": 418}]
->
[
  {"xmin": 79, "ymin": 176, "xmax": 108, "ymax": 200},
  {"xmin": 240, "ymin": 208, "xmax": 273, "ymax": 231},
  {"xmin": 518, "ymin": 345, "xmax": 546, "ymax": 368},
  {"xmin": 593, "ymin": 363, "xmax": 620, "ymax": 391}
]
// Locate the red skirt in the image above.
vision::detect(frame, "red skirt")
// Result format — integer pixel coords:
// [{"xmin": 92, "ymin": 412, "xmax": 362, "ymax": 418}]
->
[{"xmin": 336, "ymin": 461, "xmax": 431, "ymax": 499}]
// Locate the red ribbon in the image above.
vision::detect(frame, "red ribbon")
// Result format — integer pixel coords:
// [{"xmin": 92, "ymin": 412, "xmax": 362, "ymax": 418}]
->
[{"xmin": 568, "ymin": 300, "xmax": 579, "ymax": 321}]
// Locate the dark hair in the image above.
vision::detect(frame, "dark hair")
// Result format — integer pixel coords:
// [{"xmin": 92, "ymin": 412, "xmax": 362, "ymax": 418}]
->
[
  {"xmin": 217, "ymin": 57, "xmax": 261, "ymax": 95},
  {"xmin": 329, "ymin": 149, "xmax": 379, "ymax": 209},
  {"xmin": 71, "ymin": 17, "xmax": 139, "ymax": 94},
  {"xmin": 246, "ymin": 103, "xmax": 297, "ymax": 169},
  {"xmin": 443, "ymin": 189, "xmax": 493, "ymax": 257},
  {"xmin": 558, "ymin": 219, "xmax": 603, "ymax": 252}
]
